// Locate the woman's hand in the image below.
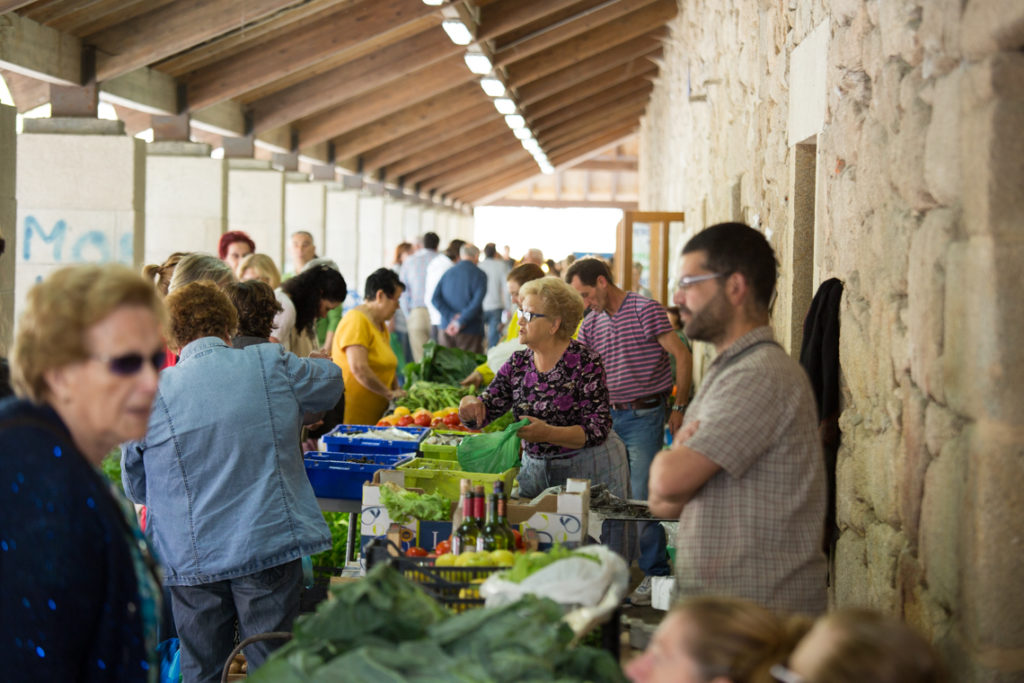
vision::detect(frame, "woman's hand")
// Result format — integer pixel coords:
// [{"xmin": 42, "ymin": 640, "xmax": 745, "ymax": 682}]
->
[
  {"xmin": 387, "ymin": 388, "xmax": 407, "ymax": 402},
  {"xmin": 459, "ymin": 395, "xmax": 485, "ymax": 429},
  {"xmin": 517, "ymin": 415, "xmax": 551, "ymax": 443},
  {"xmin": 460, "ymin": 370, "xmax": 483, "ymax": 388}
]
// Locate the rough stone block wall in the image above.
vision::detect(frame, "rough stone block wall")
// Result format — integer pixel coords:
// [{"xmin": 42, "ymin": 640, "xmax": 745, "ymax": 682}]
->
[{"xmin": 640, "ymin": 1, "xmax": 1024, "ymax": 680}]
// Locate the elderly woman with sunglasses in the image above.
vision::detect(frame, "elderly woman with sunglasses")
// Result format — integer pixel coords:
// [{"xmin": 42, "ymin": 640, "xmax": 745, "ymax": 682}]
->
[
  {"xmin": 0, "ymin": 264, "xmax": 166, "ymax": 681},
  {"xmin": 459, "ymin": 277, "xmax": 630, "ymax": 546},
  {"xmin": 121, "ymin": 281, "xmax": 343, "ymax": 681}
]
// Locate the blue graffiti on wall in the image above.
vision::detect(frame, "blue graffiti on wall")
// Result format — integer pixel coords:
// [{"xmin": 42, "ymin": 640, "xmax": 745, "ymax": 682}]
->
[{"xmin": 22, "ymin": 215, "xmax": 133, "ymax": 264}]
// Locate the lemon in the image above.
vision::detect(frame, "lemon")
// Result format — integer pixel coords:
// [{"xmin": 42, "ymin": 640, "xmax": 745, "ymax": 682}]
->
[{"xmin": 393, "ymin": 406, "xmax": 411, "ymax": 417}]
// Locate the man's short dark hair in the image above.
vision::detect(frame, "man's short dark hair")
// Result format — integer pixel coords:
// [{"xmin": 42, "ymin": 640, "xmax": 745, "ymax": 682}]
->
[
  {"xmin": 423, "ymin": 232, "xmax": 440, "ymax": 250},
  {"xmin": 445, "ymin": 239, "xmax": 466, "ymax": 262},
  {"xmin": 565, "ymin": 257, "xmax": 614, "ymax": 287},
  {"xmin": 484, "ymin": 243, "xmax": 497, "ymax": 258},
  {"xmin": 364, "ymin": 267, "xmax": 405, "ymax": 301},
  {"xmin": 682, "ymin": 222, "xmax": 777, "ymax": 311}
]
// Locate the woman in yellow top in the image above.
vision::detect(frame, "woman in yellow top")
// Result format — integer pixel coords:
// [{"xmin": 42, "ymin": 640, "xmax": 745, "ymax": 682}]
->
[{"xmin": 333, "ymin": 268, "xmax": 407, "ymax": 425}]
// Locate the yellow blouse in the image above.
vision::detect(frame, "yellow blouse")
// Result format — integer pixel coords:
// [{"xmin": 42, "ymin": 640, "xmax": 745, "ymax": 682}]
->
[{"xmin": 333, "ymin": 308, "xmax": 397, "ymax": 425}]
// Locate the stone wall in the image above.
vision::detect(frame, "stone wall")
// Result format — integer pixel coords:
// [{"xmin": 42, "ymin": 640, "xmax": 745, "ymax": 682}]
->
[{"xmin": 640, "ymin": 1, "xmax": 1024, "ymax": 680}]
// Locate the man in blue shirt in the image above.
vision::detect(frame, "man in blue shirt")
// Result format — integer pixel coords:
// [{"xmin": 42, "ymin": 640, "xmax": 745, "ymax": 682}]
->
[{"xmin": 432, "ymin": 243, "xmax": 488, "ymax": 353}]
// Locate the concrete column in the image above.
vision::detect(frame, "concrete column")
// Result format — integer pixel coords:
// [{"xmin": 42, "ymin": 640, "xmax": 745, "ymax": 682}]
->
[
  {"xmin": 1, "ymin": 104, "xmax": 15, "ymax": 352},
  {"xmin": 324, "ymin": 186, "xmax": 359, "ymax": 294},
  {"xmin": 145, "ymin": 141, "xmax": 226, "ymax": 266},
  {"xmin": 420, "ymin": 206, "xmax": 437, "ymax": 239},
  {"xmin": 285, "ymin": 173, "xmax": 326, "ymax": 274},
  {"xmin": 403, "ymin": 204, "xmax": 423, "ymax": 242},
  {"xmin": 227, "ymin": 159, "xmax": 285, "ymax": 266},
  {"xmin": 383, "ymin": 197, "xmax": 405, "ymax": 262},
  {"xmin": 16, "ymin": 118, "xmax": 144, "ymax": 322},
  {"xmin": 357, "ymin": 194, "xmax": 385, "ymax": 296}
]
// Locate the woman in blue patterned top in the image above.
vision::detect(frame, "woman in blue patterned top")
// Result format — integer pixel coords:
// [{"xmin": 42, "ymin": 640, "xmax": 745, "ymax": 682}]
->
[
  {"xmin": 0, "ymin": 264, "xmax": 164, "ymax": 682},
  {"xmin": 459, "ymin": 277, "xmax": 630, "ymax": 516}
]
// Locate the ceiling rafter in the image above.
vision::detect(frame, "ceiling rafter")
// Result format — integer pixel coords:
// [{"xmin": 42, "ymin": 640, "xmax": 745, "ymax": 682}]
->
[{"xmin": 524, "ymin": 58, "xmax": 658, "ymax": 119}]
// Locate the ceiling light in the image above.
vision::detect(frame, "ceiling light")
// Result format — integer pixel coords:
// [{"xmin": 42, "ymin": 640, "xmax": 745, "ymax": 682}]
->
[
  {"xmin": 442, "ymin": 19, "xmax": 473, "ymax": 45},
  {"xmin": 504, "ymin": 114, "xmax": 525, "ymax": 129},
  {"xmin": 480, "ymin": 77, "xmax": 505, "ymax": 97},
  {"xmin": 513, "ymin": 127, "xmax": 533, "ymax": 140},
  {"xmin": 464, "ymin": 51, "xmax": 492, "ymax": 75},
  {"xmin": 522, "ymin": 138, "xmax": 541, "ymax": 153},
  {"xmin": 493, "ymin": 98, "xmax": 516, "ymax": 115},
  {"xmin": 422, "ymin": 0, "xmax": 443, "ymax": 5},
  {"xmin": 539, "ymin": 161, "xmax": 555, "ymax": 175}
]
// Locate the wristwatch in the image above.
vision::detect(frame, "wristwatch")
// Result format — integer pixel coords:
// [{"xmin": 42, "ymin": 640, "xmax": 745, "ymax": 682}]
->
[{"xmin": 670, "ymin": 403, "xmax": 688, "ymax": 414}]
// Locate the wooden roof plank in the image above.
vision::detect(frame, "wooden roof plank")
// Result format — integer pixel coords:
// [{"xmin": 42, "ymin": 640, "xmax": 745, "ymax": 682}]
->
[
  {"xmin": 452, "ymin": 161, "xmax": 540, "ymax": 201},
  {"xmin": 403, "ymin": 132, "xmax": 522, "ymax": 187},
  {"xmin": 532, "ymin": 79, "xmax": 653, "ymax": 133},
  {"xmin": 426, "ymin": 148, "xmax": 535, "ymax": 195},
  {"xmin": 539, "ymin": 101, "xmax": 647, "ymax": 149},
  {"xmin": 383, "ymin": 118, "xmax": 509, "ymax": 180},
  {"xmin": 184, "ymin": 0, "xmax": 435, "ymax": 111},
  {"xmin": 524, "ymin": 56, "xmax": 658, "ymax": 119},
  {"xmin": 0, "ymin": 11, "xmax": 81, "ymax": 84},
  {"xmin": 505, "ymin": 0, "xmax": 675, "ymax": 85},
  {"xmin": 548, "ymin": 123, "xmax": 637, "ymax": 163},
  {"xmin": 33, "ymin": 0, "xmax": 179, "ymax": 36},
  {"xmin": 250, "ymin": 25, "xmax": 455, "ymax": 133},
  {"xmin": 477, "ymin": 0, "xmax": 589, "ymax": 42},
  {"xmin": 90, "ymin": 0, "xmax": 306, "ymax": 82},
  {"xmin": 0, "ymin": 1, "xmax": 35, "ymax": 13}
]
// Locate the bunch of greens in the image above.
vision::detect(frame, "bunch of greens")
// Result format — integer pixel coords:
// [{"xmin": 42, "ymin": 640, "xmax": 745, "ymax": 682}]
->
[
  {"xmin": 504, "ymin": 545, "xmax": 600, "ymax": 584},
  {"xmin": 101, "ymin": 450, "xmax": 124, "ymax": 495},
  {"xmin": 310, "ymin": 511, "xmax": 358, "ymax": 571},
  {"xmin": 403, "ymin": 341, "xmax": 485, "ymax": 387},
  {"xmin": 379, "ymin": 481, "xmax": 451, "ymax": 522},
  {"xmin": 394, "ymin": 380, "xmax": 475, "ymax": 413},
  {"xmin": 482, "ymin": 410, "xmax": 515, "ymax": 433},
  {"xmin": 250, "ymin": 566, "xmax": 625, "ymax": 683}
]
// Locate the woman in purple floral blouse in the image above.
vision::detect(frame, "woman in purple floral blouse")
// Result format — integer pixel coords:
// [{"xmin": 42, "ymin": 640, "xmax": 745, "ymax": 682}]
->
[{"xmin": 459, "ymin": 277, "xmax": 630, "ymax": 507}]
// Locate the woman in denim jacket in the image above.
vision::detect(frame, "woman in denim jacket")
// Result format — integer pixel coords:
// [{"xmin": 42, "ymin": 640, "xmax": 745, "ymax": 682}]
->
[{"xmin": 122, "ymin": 282, "xmax": 343, "ymax": 681}]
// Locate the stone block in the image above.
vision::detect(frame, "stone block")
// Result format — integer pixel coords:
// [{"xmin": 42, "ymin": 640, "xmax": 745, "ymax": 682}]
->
[
  {"xmin": 865, "ymin": 427, "xmax": 901, "ymax": 526},
  {"xmin": 924, "ymin": 401, "xmax": 962, "ymax": 458},
  {"xmin": 943, "ymin": 239, "xmax": 1024, "ymax": 424},
  {"xmin": 923, "ymin": 69, "xmax": 962, "ymax": 206},
  {"xmin": 962, "ymin": 0, "xmax": 1024, "ymax": 59},
  {"xmin": 878, "ymin": 0, "xmax": 923, "ymax": 66},
  {"xmin": 962, "ymin": 54, "xmax": 1024, "ymax": 242},
  {"xmin": 147, "ymin": 141, "xmax": 212, "ymax": 157},
  {"xmin": 963, "ymin": 421, "xmax": 1024, "ymax": 650},
  {"xmin": 22, "ymin": 118, "xmax": 124, "ymax": 136},
  {"xmin": 907, "ymin": 208, "xmax": 955, "ymax": 402},
  {"xmin": 919, "ymin": 0, "xmax": 963, "ymax": 78},
  {"xmin": 918, "ymin": 431, "xmax": 967, "ymax": 611},
  {"xmin": 898, "ymin": 381, "xmax": 929, "ymax": 547},
  {"xmin": 17, "ymin": 134, "xmax": 143, "ymax": 209},
  {"xmin": 834, "ymin": 529, "xmax": 870, "ymax": 607},
  {"xmin": 872, "ymin": 59, "xmax": 910, "ymax": 134},
  {"xmin": 865, "ymin": 522, "xmax": 903, "ymax": 611},
  {"xmin": 227, "ymin": 165, "xmax": 284, "ymax": 267},
  {"xmin": 285, "ymin": 182, "xmax": 327, "ymax": 260},
  {"xmin": 836, "ymin": 440, "xmax": 872, "ymax": 532},
  {"xmin": 145, "ymin": 155, "xmax": 227, "ymax": 266},
  {"xmin": 893, "ymin": 71, "xmax": 937, "ymax": 212}
]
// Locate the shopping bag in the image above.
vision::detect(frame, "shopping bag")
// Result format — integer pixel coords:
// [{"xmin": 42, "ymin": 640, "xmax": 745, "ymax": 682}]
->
[{"xmin": 456, "ymin": 418, "xmax": 529, "ymax": 473}]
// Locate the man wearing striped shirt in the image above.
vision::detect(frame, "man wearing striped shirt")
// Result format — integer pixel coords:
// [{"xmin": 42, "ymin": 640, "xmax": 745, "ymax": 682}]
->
[{"xmin": 568, "ymin": 257, "xmax": 693, "ymax": 604}]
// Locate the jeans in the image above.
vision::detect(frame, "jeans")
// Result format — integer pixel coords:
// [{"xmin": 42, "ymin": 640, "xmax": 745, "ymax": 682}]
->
[
  {"xmin": 169, "ymin": 560, "xmax": 302, "ymax": 683},
  {"xmin": 483, "ymin": 308, "xmax": 504, "ymax": 348},
  {"xmin": 610, "ymin": 405, "xmax": 672, "ymax": 576}
]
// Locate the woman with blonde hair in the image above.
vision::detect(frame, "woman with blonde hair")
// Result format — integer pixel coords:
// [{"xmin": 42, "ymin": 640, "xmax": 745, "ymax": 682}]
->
[
  {"xmin": 143, "ymin": 251, "xmax": 188, "ymax": 297},
  {"xmin": 237, "ymin": 252, "xmax": 282, "ymax": 290},
  {"xmin": 167, "ymin": 252, "xmax": 235, "ymax": 293},
  {"xmin": 626, "ymin": 596, "xmax": 809, "ymax": 683}
]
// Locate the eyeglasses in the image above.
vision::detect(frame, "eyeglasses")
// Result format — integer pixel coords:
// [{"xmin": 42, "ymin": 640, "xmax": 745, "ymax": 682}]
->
[
  {"xmin": 516, "ymin": 308, "xmax": 547, "ymax": 323},
  {"xmin": 676, "ymin": 272, "xmax": 725, "ymax": 290},
  {"xmin": 769, "ymin": 664, "xmax": 807, "ymax": 683},
  {"xmin": 92, "ymin": 350, "xmax": 167, "ymax": 376}
]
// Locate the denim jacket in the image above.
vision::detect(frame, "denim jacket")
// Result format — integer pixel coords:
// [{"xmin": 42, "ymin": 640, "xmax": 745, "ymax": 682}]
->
[{"xmin": 122, "ymin": 338, "xmax": 343, "ymax": 586}]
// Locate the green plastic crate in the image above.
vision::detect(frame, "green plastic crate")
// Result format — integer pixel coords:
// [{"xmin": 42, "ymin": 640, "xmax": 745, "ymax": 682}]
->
[
  {"xmin": 396, "ymin": 457, "xmax": 518, "ymax": 500},
  {"xmin": 418, "ymin": 429, "xmax": 470, "ymax": 461}
]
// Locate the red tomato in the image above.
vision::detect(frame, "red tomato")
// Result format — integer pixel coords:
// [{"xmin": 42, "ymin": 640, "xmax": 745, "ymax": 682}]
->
[
  {"xmin": 396, "ymin": 416, "xmax": 414, "ymax": 427},
  {"xmin": 512, "ymin": 529, "xmax": 524, "ymax": 550},
  {"xmin": 413, "ymin": 413, "xmax": 432, "ymax": 427},
  {"xmin": 405, "ymin": 546, "xmax": 428, "ymax": 557},
  {"xmin": 442, "ymin": 413, "xmax": 461, "ymax": 427},
  {"xmin": 431, "ymin": 417, "xmax": 446, "ymax": 428},
  {"xmin": 434, "ymin": 539, "xmax": 452, "ymax": 555},
  {"xmin": 376, "ymin": 420, "xmax": 390, "ymax": 427}
]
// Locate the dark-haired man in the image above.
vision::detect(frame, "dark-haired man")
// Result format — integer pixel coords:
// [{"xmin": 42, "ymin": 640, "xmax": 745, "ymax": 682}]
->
[
  {"xmin": 649, "ymin": 222, "xmax": 827, "ymax": 615},
  {"xmin": 399, "ymin": 231, "xmax": 440, "ymax": 361}
]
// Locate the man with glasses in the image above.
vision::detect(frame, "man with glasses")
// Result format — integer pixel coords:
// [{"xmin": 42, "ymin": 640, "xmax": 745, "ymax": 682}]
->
[
  {"xmin": 566, "ymin": 257, "xmax": 693, "ymax": 605},
  {"xmin": 649, "ymin": 222, "xmax": 827, "ymax": 615}
]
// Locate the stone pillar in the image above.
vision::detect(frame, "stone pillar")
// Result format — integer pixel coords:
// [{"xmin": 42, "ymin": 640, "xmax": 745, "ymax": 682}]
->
[
  {"xmin": 383, "ymin": 195, "xmax": 405, "ymax": 261},
  {"xmin": 0, "ymin": 104, "xmax": 15, "ymax": 352},
  {"xmin": 16, "ymin": 118, "xmax": 145, "ymax": 322},
  {"xmin": 357, "ymin": 193, "xmax": 385, "ymax": 295},
  {"xmin": 324, "ymin": 185, "xmax": 359, "ymax": 294},
  {"xmin": 226, "ymin": 159, "xmax": 285, "ymax": 266},
  {"xmin": 285, "ymin": 173, "xmax": 326, "ymax": 273},
  {"xmin": 403, "ymin": 203, "xmax": 423, "ymax": 242},
  {"xmin": 145, "ymin": 142, "xmax": 226, "ymax": 266}
]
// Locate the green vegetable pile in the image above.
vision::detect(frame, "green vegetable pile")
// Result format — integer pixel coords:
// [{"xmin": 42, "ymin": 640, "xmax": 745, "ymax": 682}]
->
[
  {"xmin": 504, "ymin": 545, "xmax": 600, "ymax": 583},
  {"xmin": 101, "ymin": 450, "xmax": 124, "ymax": 495},
  {"xmin": 250, "ymin": 565, "xmax": 625, "ymax": 683},
  {"xmin": 379, "ymin": 481, "xmax": 451, "ymax": 522},
  {"xmin": 403, "ymin": 341, "xmax": 485, "ymax": 387},
  {"xmin": 310, "ymin": 511, "xmax": 358, "ymax": 571},
  {"xmin": 395, "ymin": 380, "xmax": 475, "ymax": 413},
  {"xmin": 481, "ymin": 410, "xmax": 515, "ymax": 433}
]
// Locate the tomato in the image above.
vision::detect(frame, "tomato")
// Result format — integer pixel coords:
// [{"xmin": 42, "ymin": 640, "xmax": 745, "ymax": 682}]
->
[
  {"xmin": 376, "ymin": 420, "xmax": 390, "ymax": 427},
  {"xmin": 512, "ymin": 529, "xmax": 524, "ymax": 550},
  {"xmin": 396, "ymin": 416, "xmax": 414, "ymax": 427},
  {"xmin": 442, "ymin": 413, "xmax": 461, "ymax": 427},
  {"xmin": 431, "ymin": 417, "xmax": 446, "ymax": 428},
  {"xmin": 405, "ymin": 546, "xmax": 428, "ymax": 557},
  {"xmin": 413, "ymin": 412, "xmax": 432, "ymax": 427},
  {"xmin": 434, "ymin": 539, "xmax": 452, "ymax": 555}
]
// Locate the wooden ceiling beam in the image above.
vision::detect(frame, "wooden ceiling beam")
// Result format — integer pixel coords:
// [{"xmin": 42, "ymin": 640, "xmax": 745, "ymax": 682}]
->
[
  {"xmin": 89, "ymin": 0, "xmax": 305, "ymax": 82},
  {"xmin": 505, "ymin": 0, "xmax": 674, "ymax": 86},
  {"xmin": 24, "ymin": 0, "xmax": 176, "ymax": 35},
  {"xmin": 0, "ymin": 68, "xmax": 51, "ymax": 112},
  {"xmin": 383, "ymin": 119, "xmax": 509, "ymax": 180},
  {"xmin": 532, "ymin": 79, "xmax": 652, "ymax": 134},
  {"xmin": 359, "ymin": 101, "xmax": 498, "ymax": 172},
  {"xmin": 548, "ymin": 125, "xmax": 637, "ymax": 164},
  {"xmin": 495, "ymin": 0, "xmax": 657, "ymax": 66},
  {"xmin": 0, "ymin": 12, "xmax": 81, "ymax": 85},
  {"xmin": 539, "ymin": 102, "xmax": 647, "ymax": 150},
  {"xmin": 424, "ymin": 146, "xmax": 534, "ymax": 195},
  {"xmin": 405, "ymin": 133, "xmax": 523, "ymax": 187},
  {"xmin": 250, "ymin": 26, "xmax": 454, "ymax": 133},
  {"xmin": 184, "ymin": 0, "xmax": 435, "ymax": 111},
  {"xmin": 295, "ymin": 54, "xmax": 476, "ymax": 148},
  {"xmin": 477, "ymin": 0, "xmax": 583, "ymax": 42},
  {"xmin": 329, "ymin": 83, "xmax": 488, "ymax": 160},
  {"xmin": 571, "ymin": 159, "xmax": 639, "ymax": 172},
  {"xmin": 525, "ymin": 57, "xmax": 658, "ymax": 119},
  {"xmin": 0, "ymin": 1, "xmax": 35, "ymax": 12},
  {"xmin": 517, "ymin": 32, "xmax": 665, "ymax": 104},
  {"xmin": 455, "ymin": 161, "xmax": 541, "ymax": 202}
]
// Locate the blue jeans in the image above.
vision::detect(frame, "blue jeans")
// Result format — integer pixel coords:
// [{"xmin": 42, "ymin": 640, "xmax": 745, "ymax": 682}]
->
[
  {"xmin": 483, "ymin": 308, "xmax": 504, "ymax": 348},
  {"xmin": 610, "ymin": 405, "xmax": 672, "ymax": 577},
  {"xmin": 169, "ymin": 559, "xmax": 302, "ymax": 682}
]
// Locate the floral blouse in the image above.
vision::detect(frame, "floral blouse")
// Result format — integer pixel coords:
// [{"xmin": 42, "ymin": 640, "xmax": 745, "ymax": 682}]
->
[{"xmin": 481, "ymin": 339, "xmax": 613, "ymax": 458}]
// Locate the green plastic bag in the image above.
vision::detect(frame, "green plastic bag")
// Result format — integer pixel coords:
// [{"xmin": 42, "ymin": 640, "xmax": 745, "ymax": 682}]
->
[{"xmin": 456, "ymin": 418, "xmax": 529, "ymax": 474}]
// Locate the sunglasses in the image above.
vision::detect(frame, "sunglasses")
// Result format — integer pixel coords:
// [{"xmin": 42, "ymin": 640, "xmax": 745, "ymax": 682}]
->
[
  {"xmin": 516, "ymin": 308, "xmax": 548, "ymax": 323},
  {"xmin": 92, "ymin": 350, "xmax": 167, "ymax": 376}
]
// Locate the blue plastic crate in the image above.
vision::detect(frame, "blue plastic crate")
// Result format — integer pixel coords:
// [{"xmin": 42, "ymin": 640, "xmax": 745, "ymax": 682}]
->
[
  {"xmin": 304, "ymin": 451, "xmax": 414, "ymax": 500},
  {"xmin": 321, "ymin": 425, "xmax": 428, "ymax": 452}
]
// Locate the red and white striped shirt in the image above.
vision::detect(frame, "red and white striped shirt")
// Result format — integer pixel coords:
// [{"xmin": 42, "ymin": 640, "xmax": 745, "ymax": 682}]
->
[{"xmin": 577, "ymin": 291, "xmax": 673, "ymax": 403}]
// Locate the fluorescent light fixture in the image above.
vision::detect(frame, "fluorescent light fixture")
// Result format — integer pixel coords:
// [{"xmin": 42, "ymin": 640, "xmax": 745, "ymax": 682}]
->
[
  {"xmin": 480, "ymin": 77, "xmax": 506, "ymax": 97},
  {"xmin": 504, "ymin": 114, "xmax": 525, "ymax": 129},
  {"xmin": 522, "ymin": 138, "xmax": 541, "ymax": 153},
  {"xmin": 442, "ymin": 19, "xmax": 473, "ymax": 45},
  {"xmin": 493, "ymin": 98, "xmax": 516, "ymax": 115},
  {"xmin": 539, "ymin": 161, "xmax": 555, "ymax": 175},
  {"xmin": 464, "ymin": 51, "xmax": 492, "ymax": 75},
  {"xmin": 422, "ymin": 0, "xmax": 443, "ymax": 5},
  {"xmin": 513, "ymin": 127, "xmax": 533, "ymax": 140}
]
